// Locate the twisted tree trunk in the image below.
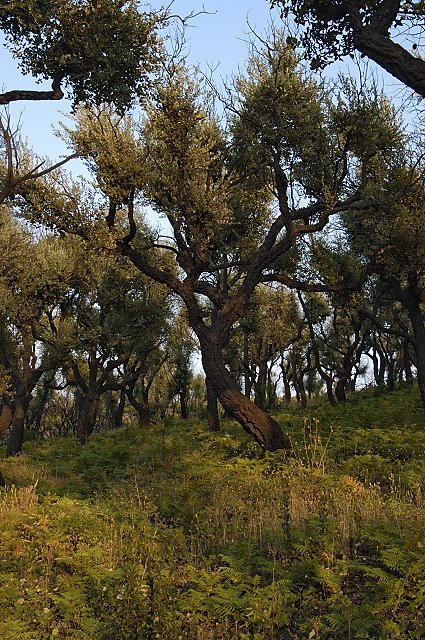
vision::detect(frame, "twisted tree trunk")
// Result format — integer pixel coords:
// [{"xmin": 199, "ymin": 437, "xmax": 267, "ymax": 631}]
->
[{"xmin": 198, "ymin": 332, "xmax": 290, "ymax": 451}]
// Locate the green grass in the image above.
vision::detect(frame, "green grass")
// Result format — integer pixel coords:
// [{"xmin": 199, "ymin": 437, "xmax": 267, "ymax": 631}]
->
[{"xmin": 1, "ymin": 387, "xmax": 425, "ymax": 639}]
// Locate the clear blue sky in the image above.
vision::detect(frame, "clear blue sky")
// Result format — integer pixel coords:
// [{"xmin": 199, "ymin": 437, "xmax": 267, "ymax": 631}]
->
[{"xmin": 1, "ymin": 1, "xmax": 283, "ymax": 161}]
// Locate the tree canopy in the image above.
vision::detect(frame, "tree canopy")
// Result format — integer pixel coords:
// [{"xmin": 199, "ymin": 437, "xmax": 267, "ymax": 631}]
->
[
  {"xmin": 271, "ymin": 0, "xmax": 425, "ymax": 97},
  {"xmin": 0, "ymin": 0, "xmax": 165, "ymax": 110},
  {"xmin": 12, "ymin": 32, "xmax": 406, "ymax": 450}
]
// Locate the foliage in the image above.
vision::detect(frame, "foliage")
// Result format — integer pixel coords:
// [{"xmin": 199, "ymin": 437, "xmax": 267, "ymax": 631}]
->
[
  {"xmin": 0, "ymin": 0, "xmax": 165, "ymax": 111},
  {"xmin": 1, "ymin": 387, "xmax": 425, "ymax": 638}
]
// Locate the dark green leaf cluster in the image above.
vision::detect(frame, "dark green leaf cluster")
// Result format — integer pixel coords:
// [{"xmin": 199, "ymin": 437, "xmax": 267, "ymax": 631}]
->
[{"xmin": 0, "ymin": 0, "xmax": 165, "ymax": 111}]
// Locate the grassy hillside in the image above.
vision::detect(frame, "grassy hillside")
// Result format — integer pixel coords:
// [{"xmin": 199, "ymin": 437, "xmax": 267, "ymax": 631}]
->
[{"xmin": 1, "ymin": 388, "xmax": 425, "ymax": 639}]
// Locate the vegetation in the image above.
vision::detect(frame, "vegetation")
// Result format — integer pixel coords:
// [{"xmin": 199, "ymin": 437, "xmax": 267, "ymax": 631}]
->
[
  {"xmin": 271, "ymin": 0, "xmax": 425, "ymax": 98},
  {"xmin": 2, "ymin": 1, "xmax": 425, "ymax": 635},
  {"xmin": 1, "ymin": 387, "xmax": 425, "ymax": 639}
]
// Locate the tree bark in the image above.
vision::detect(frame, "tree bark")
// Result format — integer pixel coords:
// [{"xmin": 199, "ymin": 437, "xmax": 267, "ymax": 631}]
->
[
  {"xmin": 353, "ymin": 26, "xmax": 425, "ymax": 99},
  {"xmin": 0, "ymin": 402, "xmax": 13, "ymax": 437},
  {"xmin": 0, "ymin": 468, "xmax": 5, "ymax": 488},
  {"xmin": 179, "ymin": 389, "xmax": 189, "ymax": 420},
  {"xmin": 76, "ymin": 389, "xmax": 100, "ymax": 444},
  {"xmin": 6, "ymin": 391, "xmax": 27, "ymax": 456},
  {"xmin": 243, "ymin": 332, "xmax": 253, "ymax": 399},
  {"xmin": 199, "ymin": 334, "xmax": 290, "ymax": 451},
  {"xmin": 405, "ymin": 303, "xmax": 425, "ymax": 407},
  {"xmin": 402, "ymin": 340, "xmax": 413, "ymax": 385},
  {"xmin": 7, "ymin": 329, "xmax": 37, "ymax": 456},
  {"xmin": 206, "ymin": 376, "xmax": 220, "ymax": 432},
  {"xmin": 114, "ymin": 390, "xmax": 126, "ymax": 429},
  {"xmin": 125, "ymin": 387, "xmax": 150, "ymax": 427}
]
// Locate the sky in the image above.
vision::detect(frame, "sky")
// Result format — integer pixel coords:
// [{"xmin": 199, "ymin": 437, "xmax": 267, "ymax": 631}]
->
[
  {"xmin": 1, "ymin": 0, "xmax": 407, "ymax": 161},
  {"xmin": 1, "ymin": 1, "xmax": 284, "ymax": 163}
]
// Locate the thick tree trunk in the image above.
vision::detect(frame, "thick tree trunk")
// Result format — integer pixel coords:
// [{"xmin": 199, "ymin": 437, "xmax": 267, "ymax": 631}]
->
[
  {"xmin": 76, "ymin": 391, "xmax": 100, "ymax": 444},
  {"xmin": 199, "ymin": 335, "xmax": 290, "ymax": 451},
  {"xmin": 353, "ymin": 26, "xmax": 425, "ymax": 99},
  {"xmin": 334, "ymin": 378, "xmax": 347, "ymax": 403},
  {"xmin": 206, "ymin": 376, "xmax": 220, "ymax": 432},
  {"xmin": 179, "ymin": 390, "xmax": 189, "ymax": 420}
]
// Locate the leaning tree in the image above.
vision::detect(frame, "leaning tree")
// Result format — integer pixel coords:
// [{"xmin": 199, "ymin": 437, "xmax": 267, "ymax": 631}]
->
[{"xmin": 18, "ymin": 35, "xmax": 404, "ymax": 451}]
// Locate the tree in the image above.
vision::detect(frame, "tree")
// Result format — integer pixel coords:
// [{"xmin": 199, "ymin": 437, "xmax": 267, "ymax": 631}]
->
[
  {"xmin": 61, "ymin": 250, "xmax": 171, "ymax": 443},
  {"xmin": 0, "ymin": 0, "xmax": 165, "ymax": 110},
  {"xmin": 340, "ymin": 125, "xmax": 425, "ymax": 404},
  {"xmin": 271, "ymin": 0, "xmax": 425, "ymax": 98},
  {"xmin": 21, "ymin": 35, "xmax": 402, "ymax": 451},
  {"xmin": 240, "ymin": 286, "xmax": 300, "ymax": 411},
  {"xmin": 0, "ymin": 212, "xmax": 81, "ymax": 455},
  {"xmin": 166, "ymin": 311, "xmax": 194, "ymax": 420}
]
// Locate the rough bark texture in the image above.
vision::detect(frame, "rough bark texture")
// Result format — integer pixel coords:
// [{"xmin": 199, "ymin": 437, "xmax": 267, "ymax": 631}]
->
[
  {"xmin": 76, "ymin": 391, "xmax": 100, "ymax": 444},
  {"xmin": 206, "ymin": 376, "xmax": 220, "ymax": 432},
  {"xmin": 353, "ymin": 28, "xmax": 425, "ymax": 99},
  {"xmin": 200, "ymin": 335, "xmax": 290, "ymax": 451}
]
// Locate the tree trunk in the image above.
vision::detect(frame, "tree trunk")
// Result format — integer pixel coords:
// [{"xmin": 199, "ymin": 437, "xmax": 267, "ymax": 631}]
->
[
  {"xmin": 76, "ymin": 390, "xmax": 100, "ymax": 444},
  {"xmin": 384, "ymin": 273, "xmax": 425, "ymax": 407},
  {"xmin": 0, "ymin": 402, "xmax": 13, "ymax": 437},
  {"xmin": 125, "ymin": 388, "xmax": 150, "ymax": 427},
  {"xmin": 334, "ymin": 378, "xmax": 347, "ymax": 403},
  {"xmin": 206, "ymin": 376, "xmax": 220, "ymax": 432},
  {"xmin": 280, "ymin": 358, "xmax": 292, "ymax": 403},
  {"xmin": 406, "ymin": 304, "xmax": 425, "ymax": 407},
  {"xmin": 243, "ymin": 333, "xmax": 252, "ymax": 398},
  {"xmin": 6, "ymin": 328, "xmax": 36, "ymax": 455},
  {"xmin": 353, "ymin": 25, "xmax": 425, "ymax": 99},
  {"xmin": 7, "ymin": 391, "xmax": 26, "ymax": 456},
  {"xmin": 179, "ymin": 390, "xmax": 189, "ymax": 420},
  {"xmin": 0, "ymin": 468, "xmax": 5, "ymax": 488},
  {"xmin": 199, "ymin": 335, "xmax": 290, "ymax": 451},
  {"xmin": 402, "ymin": 341, "xmax": 413, "ymax": 385},
  {"xmin": 114, "ymin": 390, "xmax": 126, "ymax": 429}
]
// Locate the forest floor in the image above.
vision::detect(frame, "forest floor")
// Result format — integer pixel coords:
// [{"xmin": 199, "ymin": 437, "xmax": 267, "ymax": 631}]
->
[{"xmin": 1, "ymin": 387, "xmax": 425, "ymax": 639}]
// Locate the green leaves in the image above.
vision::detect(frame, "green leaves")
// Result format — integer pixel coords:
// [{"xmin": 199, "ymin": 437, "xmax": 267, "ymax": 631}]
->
[{"xmin": 1, "ymin": 0, "xmax": 165, "ymax": 111}]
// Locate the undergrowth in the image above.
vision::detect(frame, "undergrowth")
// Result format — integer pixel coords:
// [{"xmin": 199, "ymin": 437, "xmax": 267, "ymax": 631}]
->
[{"xmin": 1, "ymin": 387, "xmax": 425, "ymax": 639}]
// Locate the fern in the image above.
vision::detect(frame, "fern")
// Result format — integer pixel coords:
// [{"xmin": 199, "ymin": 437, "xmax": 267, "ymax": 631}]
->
[{"xmin": 0, "ymin": 618, "xmax": 34, "ymax": 640}]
